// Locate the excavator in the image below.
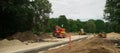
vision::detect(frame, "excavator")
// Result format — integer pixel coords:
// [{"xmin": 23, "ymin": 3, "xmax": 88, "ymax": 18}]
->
[
  {"xmin": 79, "ymin": 28, "xmax": 86, "ymax": 35},
  {"xmin": 97, "ymin": 32, "xmax": 107, "ymax": 38},
  {"xmin": 53, "ymin": 25, "xmax": 67, "ymax": 38}
]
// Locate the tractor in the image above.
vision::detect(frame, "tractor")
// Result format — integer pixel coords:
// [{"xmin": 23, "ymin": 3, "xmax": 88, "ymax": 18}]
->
[{"xmin": 53, "ymin": 25, "xmax": 67, "ymax": 38}]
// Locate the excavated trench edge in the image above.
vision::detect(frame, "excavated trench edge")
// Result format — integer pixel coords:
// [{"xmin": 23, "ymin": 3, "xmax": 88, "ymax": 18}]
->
[{"xmin": 14, "ymin": 37, "xmax": 88, "ymax": 53}]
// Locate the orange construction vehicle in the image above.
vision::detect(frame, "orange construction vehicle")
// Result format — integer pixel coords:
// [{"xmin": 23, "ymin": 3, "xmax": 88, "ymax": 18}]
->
[
  {"xmin": 97, "ymin": 32, "xmax": 107, "ymax": 38},
  {"xmin": 53, "ymin": 25, "xmax": 67, "ymax": 38}
]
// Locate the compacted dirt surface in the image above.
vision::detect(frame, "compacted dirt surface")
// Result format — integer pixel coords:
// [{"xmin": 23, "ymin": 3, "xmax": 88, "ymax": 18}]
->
[
  {"xmin": 44, "ymin": 32, "xmax": 120, "ymax": 53},
  {"xmin": 107, "ymin": 32, "xmax": 120, "ymax": 39},
  {"xmin": 0, "ymin": 32, "xmax": 120, "ymax": 53},
  {"xmin": 0, "ymin": 35, "xmax": 87, "ymax": 53}
]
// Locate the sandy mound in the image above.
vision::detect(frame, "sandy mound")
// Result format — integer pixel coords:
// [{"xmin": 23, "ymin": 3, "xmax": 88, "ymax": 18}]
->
[
  {"xmin": 38, "ymin": 34, "xmax": 55, "ymax": 39},
  {"xmin": 7, "ymin": 31, "xmax": 54, "ymax": 42},
  {"xmin": 0, "ymin": 39, "xmax": 24, "ymax": 48},
  {"xmin": 7, "ymin": 31, "xmax": 41, "ymax": 41},
  {"xmin": 44, "ymin": 37, "xmax": 120, "ymax": 53},
  {"xmin": 107, "ymin": 32, "xmax": 120, "ymax": 39}
]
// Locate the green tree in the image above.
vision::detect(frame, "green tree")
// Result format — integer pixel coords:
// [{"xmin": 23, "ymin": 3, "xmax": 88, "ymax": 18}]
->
[
  {"xmin": 31, "ymin": 0, "xmax": 52, "ymax": 34},
  {"xmin": 57, "ymin": 15, "xmax": 68, "ymax": 28},
  {"xmin": 104, "ymin": 22, "xmax": 114, "ymax": 32},
  {"xmin": 0, "ymin": 0, "xmax": 51, "ymax": 38},
  {"xmin": 47, "ymin": 18, "xmax": 58, "ymax": 32},
  {"xmin": 86, "ymin": 20, "xmax": 96, "ymax": 33},
  {"xmin": 67, "ymin": 19, "xmax": 77, "ymax": 32},
  {"xmin": 75, "ymin": 19, "xmax": 82, "ymax": 31},
  {"xmin": 104, "ymin": 0, "xmax": 120, "ymax": 32},
  {"xmin": 0, "ymin": 0, "xmax": 34, "ymax": 38},
  {"xmin": 95, "ymin": 20, "xmax": 105, "ymax": 33}
]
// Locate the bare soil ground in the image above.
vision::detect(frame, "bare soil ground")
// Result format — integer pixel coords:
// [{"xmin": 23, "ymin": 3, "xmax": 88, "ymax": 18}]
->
[
  {"xmin": 0, "ymin": 39, "xmax": 25, "ymax": 48},
  {"xmin": 6, "ymin": 31, "xmax": 54, "ymax": 42},
  {"xmin": 0, "ymin": 32, "xmax": 120, "ymax": 53},
  {"xmin": 107, "ymin": 32, "xmax": 120, "ymax": 39},
  {"xmin": 0, "ymin": 31, "xmax": 56, "ymax": 53},
  {"xmin": 44, "ymin": 32, "xmax": 120, "ymax": 53}
]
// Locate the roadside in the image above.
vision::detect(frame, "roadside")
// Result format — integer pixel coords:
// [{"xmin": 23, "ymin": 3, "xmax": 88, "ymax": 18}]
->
[
  {"xmin": 0, "ymin": 34, "xmax": 88, "ymax": 53},
  {"xmin": 43, "ymin": 32, "xmax": 120, "ymax": 53},
  {"xmin": 0, "ymin": 32, "xmax": 120, "ymax": 53}
]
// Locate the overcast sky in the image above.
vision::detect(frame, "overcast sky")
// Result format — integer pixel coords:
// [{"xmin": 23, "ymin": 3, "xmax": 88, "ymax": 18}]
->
[{"xmin": 48, "ymin": 0, "xmax": 106, "ymax": 21}]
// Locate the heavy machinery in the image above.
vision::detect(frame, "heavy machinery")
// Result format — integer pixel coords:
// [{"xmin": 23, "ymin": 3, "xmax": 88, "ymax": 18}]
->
[
  {"xmin": 79, "ymin": 28, "xmax": 86, "ymax": 35},
  {"xmin": 97, "ymin": 32, "xmax": 107, "ymax": 38},
  {"xmin": 53, "ymin": 25, "xmax": 67, "ymax": 38}
]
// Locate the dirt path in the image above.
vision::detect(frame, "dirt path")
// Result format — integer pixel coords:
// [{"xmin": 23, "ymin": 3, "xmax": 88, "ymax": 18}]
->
[
  {"xmin": 0, "ymin": 35, "xmax": 88, "ymax": 53},
  {"xmin": 43, "ymin": 33, "xmax": 120, "ymax": 53},
  {"xmin": 44, "ymin": 37, "xmax": 120, "ymax": 53}
]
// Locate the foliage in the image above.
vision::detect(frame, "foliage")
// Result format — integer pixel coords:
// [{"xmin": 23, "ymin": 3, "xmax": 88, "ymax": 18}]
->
[
  {"xmin": 47, "ymin": 18, "xmax": 58, "ymax": 32},
  {"xmin": 31, "ymin": 0, "xmax": 52, "ymax": 34},
  {"xmin": 48, "ymin": 16, "xmax": 112, "ymax": 33},
  {"xmin": 104, "ymin": 0, "xmax": 120, "ymax": 32},
  {"xmin": 57, "ymin": 15, "xmax": 68, "ymax": 28},
  {"xmin": 86, "ymin": 20, "xmax": 96, "ymax": 33},
  {"xmin": 95, "ymin": 20, "xmax": 105, "ymax": 33},
  {"xmin": 0, "ymin": 0, "xmax": 33, "ymax": 38},
  {"xmin": 0, "ymin": 0, "xmax": 51, "ymax": 38},
  {"xmin": 67, "ymin": 19, "xmax": 78, "ymax": 32}
]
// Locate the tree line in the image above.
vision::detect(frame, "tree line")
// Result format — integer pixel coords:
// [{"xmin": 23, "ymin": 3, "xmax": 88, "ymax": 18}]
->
[
  {"xmin": 0, "ymin": 0, "xmax": 120, "ymax": 38},
  {"xmin": 47, "ymin": 15, "xmax": 115, "ymax": 33}
]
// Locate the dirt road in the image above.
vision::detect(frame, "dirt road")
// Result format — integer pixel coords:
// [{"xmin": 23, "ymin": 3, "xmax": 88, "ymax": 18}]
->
[
  {"xmin": 0, "ymin": 35, "xmax": 88, "ymax": 53},
  {"xmin": 43, "ymin": 32, "xmax": 120, "ymax": 53}
]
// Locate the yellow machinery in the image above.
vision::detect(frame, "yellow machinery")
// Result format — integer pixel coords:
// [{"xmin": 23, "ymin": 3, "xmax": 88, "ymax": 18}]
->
[{"xmin": 79, "ymin": 28, "xmax": 86, "ymax": 35}]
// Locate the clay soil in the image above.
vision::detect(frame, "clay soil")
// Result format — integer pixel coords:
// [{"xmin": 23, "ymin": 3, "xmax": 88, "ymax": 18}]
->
[{"xmin": 44, "ymin": 33, "xmax": 120, "ymax": 53}]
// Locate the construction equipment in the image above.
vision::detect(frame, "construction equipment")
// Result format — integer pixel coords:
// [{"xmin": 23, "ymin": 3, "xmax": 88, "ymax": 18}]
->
[
  {"xmin": 53, "ymin": 25, "xmax": 67, "ymax": 38},
  {"xmin": 97, "ymin": 32, "xmax": 107, "ymax": 38},
  {"xmin": 79, "ymin": 28, "xmax": 86, "ymax": 35}
]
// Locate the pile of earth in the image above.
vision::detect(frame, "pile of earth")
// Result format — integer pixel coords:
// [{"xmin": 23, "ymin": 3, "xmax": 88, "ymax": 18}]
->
[
  {"xmin": 6, "ymin": 31, "xmax": 53, "ymax": 42},
  {"xmin": 6, "ymin": 31, "xmax": 39, "ymax": 42},
  {"xmin": 107, "ymin": 32, "xmax": 120, "ymax": 39},
  {"xmin": 44, "ymin": 37, "xmax": 120, "ymax": 53},
  {"xmin": 0, "ymin": 39, "xmax": 25, "ymax": 48}
]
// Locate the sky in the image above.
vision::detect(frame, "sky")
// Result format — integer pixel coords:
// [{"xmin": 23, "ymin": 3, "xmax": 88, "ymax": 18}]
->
[{"xmin": 48, "ymin": 0, "xmax": 106, "ymax": 21}]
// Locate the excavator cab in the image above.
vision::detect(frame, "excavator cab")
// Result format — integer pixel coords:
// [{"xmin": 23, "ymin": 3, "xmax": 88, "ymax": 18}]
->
[{"xmin": 53, "ymin": 25, "xmax": 67, "ymax": 38}]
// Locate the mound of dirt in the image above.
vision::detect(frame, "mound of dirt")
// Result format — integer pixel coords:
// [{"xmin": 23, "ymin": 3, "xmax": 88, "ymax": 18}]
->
[
  {"xmin": 0, "ymin": 39, "xmax": 25, "ymax": 48},
  {"xmin": 38, "ymin": 34, "xmax": 55, "ymax": 39},
  {"xmin": 6, "ymin": 31, "xmax": 54, "ymax": 42},
  {"xmin": 107, "ymin": 32, "xmax": 120, "ymax": 39},
  {"xmin": 7, "ymin": 31, "xmax": 40, "ymax": 42},
  {"xmin": 44, "ymin": 37, "xmax": 120, "ymax": 53}
]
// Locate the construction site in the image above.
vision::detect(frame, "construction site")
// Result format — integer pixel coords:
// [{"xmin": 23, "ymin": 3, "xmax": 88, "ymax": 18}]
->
[
  {"xmin": 0, "ymin": 0, "xmax": 120, "ymax": 53},
  {"xmin": 0, "ymin": 26, "xmax": 120, "ymax": 53}
]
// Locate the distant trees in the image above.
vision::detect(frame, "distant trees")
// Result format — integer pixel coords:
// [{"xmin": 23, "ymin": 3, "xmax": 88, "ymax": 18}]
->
[
  {"xmin": 95, "ymin": 20, "xmax": 105, "ymax": 33},
  {"xmin": 48, "ymin": 15, "xmax": 113, "ymax": 33},
  {"xmin": 67, "ymin": 19, "xmax": 78, "ymax": 32},
  {"xmin": 86, "ymin": 20, "xmax": 96, "ymax": 33},
  {"xmin": 47, "ymin": 18, "xmax": 58, "ymax": 32},
  {"xmin": 1, "ymin": 0, "xmax": 120, "ymax": 38},
  {"xmin": 104, "ymin": 0, "xmax": 120, "ymax": 32},
  {"xmin": 57, "ymin": 15, "xmax": 68, "ymax": 28},
  {"xmin": 0, "ymin": 0, "xmax": 51, "ymax": 38}
]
